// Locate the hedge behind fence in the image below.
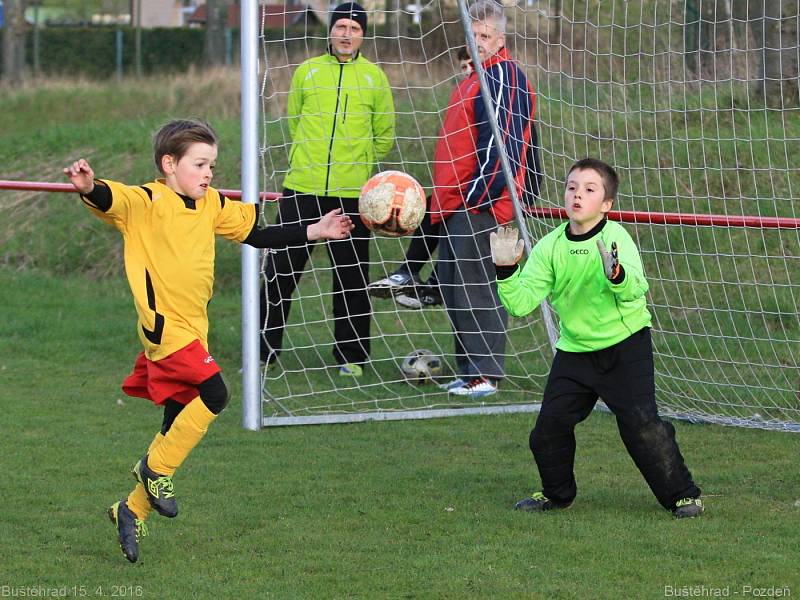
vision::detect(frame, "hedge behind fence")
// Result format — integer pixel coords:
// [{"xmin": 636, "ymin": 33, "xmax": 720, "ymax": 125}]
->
[{"xmin": 1, "ymin": 26, "xmax": 248, "ymax": 79}]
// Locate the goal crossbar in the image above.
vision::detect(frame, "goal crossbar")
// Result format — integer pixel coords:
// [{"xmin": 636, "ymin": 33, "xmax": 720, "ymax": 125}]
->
[{"xmin": 7, "ymin": 181, "xmax": 798, "ymax": 230}]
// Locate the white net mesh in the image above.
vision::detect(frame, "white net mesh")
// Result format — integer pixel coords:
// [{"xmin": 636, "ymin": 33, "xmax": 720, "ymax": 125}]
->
[{"xmin": 257, "ymin": 0, "xmax": 800, "ymax": 430}]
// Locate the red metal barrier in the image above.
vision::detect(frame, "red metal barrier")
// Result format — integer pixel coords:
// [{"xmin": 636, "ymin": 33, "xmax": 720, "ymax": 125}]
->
[
  {"xmin": 2, "ymin": 179, "xmax": 799, "ymax": 228},
  {"xmin": 527, "ymin": 206, "xmax": 800, "ymax": 230}
]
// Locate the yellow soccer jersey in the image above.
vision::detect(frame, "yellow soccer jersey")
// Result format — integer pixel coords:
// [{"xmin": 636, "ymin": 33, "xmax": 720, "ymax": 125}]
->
[{"xmin": 83, "ymin": 179, "xmax": 256, "ymax": 361}]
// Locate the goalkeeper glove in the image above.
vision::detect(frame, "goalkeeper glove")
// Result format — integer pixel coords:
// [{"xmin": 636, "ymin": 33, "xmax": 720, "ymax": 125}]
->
[
  {"xmin": 596, "ymin": 239, "xmax": 621, "ymax": 281},
  {"xmin": 490, "ymin": 226, "xmax": 525, "ymax": 266}
]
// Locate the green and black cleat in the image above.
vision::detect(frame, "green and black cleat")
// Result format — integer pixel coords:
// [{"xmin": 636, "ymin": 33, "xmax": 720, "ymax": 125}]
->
[
  {"xmin": 107, "ymin": 500, "xmax": 147, "ymax": 563},
  {"xmin": 514, "ymin": 491, "xmax": 572, "ymax": 512},
  {"xmin": 673, "ymin": 497, "xmax": 704, "ymax": 519},
  {"xmin": 132, "ymin": 456, "xmax": 178, "ymax": 518}
]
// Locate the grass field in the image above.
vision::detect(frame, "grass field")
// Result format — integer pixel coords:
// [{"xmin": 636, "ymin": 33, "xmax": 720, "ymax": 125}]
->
[
  {"xmin": 1, "ymin": 70, "xmax": 798, "ymax": 598},
  {"xmin": 1, "ymin": 267, "xmax": 799, "ymax": 599}
]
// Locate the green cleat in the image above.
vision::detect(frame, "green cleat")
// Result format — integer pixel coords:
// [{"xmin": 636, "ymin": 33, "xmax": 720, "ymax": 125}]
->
[
  {"xmin": 673, "ymin": 497, "xmax": 704, "ymax": 518},
  {"xmin": 107, "ymin": 501, "xmax": 148, "ymax": 563},
  {"xmin": 338, "ymin": 363, "xmax": 363, "ymax": 377},
  {"xmin": 514, "ymin": 491, "xmax": 572, "ymax": 512},
  {"xmin": 132, "ymin": 456, "xmax": 178, "ymax": 518}
]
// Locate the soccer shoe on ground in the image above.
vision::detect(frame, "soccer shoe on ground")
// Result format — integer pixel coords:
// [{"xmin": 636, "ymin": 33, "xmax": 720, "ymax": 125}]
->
[
  {"xmin": 418, "ymin": 284, "xmax": 443, "ymax": 307},
  {"xmin": 108, "ymin": 500, "xmax": 148, "ymax": 563},
  {"xmin": 395, "ymin": 284, "xmax": 444, "ymax": 310},
  {"xmin": 449, "ymin": 377, "xmax": 498, "ymax": 398},
  {"xmin": 438, "ymin": 377, "xmax": 466, "ymax": 391},
  {"xmin": 394, "ymin": 290, "xmax": 424, "ymax": 310},
  {"xmin": 338, "ymin": 363, "xmax": 363, "ymax": 377},
  {"xmin": 514, "ymin": 491, "xmax": 572, "ymax": 512},
  {"xmin": 132, "ymin": 456, "xmax": 178, "ymax": 518},
  {"xmin": 673, "ymin": 497, "xmax": 704, "ymax": 518},
  {"xmin": 368, "ymin": 272, "xmax": 417, "ymax": 299}
]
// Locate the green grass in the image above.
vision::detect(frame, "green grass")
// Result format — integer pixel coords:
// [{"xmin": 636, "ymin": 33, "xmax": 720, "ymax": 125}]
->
[
  {"xmin": 1, "ymin": 267, "xmax": 799, "ymax": 598},
  {"xmin": 0, "ymin": 67, "xmax": 798, "ymax": 596}
]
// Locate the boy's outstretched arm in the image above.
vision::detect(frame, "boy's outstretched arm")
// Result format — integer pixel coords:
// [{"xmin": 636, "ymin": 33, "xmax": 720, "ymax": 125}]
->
[
  {"xmin": 242, "ymin": 208, "xmax": 354, "ymax": 249},
  {"xmin": 64, "ymin": 158, "xmax": 113, "ymax": 211},
  {"xmin": 494, "ymin": 225, "xmax": 553, "ymax": 318},
  {"xmin": 306, "ymin": 208, "xmax": 354, "ymax": 241},
  {"xmin": 63, "ymin": 159, "xmax": 95, "ymax": 194}
]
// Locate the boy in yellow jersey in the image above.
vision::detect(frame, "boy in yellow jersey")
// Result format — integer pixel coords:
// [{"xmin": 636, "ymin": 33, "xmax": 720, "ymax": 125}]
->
[
  {"xmin": 63, "ymin": 118, "xmax": 354, "ymax": 562},
  {"xmin": 492, "ymin": 158, "xmax": 703, "ymax": 518}
]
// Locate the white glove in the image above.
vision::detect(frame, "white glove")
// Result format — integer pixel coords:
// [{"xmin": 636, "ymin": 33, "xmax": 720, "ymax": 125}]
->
[
  {"xmin": 490, "ymin": 226, "xmax": 525, "ymax": 266},
  {"xmin": 596, "ymin": 239, "xmax": 620, "ymax": 280}
]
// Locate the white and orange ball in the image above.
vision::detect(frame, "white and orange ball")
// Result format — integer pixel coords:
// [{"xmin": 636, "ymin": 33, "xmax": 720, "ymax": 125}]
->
[{"xmin": 358, "ymin": 170, "xmax": 426, "ymax": 237}]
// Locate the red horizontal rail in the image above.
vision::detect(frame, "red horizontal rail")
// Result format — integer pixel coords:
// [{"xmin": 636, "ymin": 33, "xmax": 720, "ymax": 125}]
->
[
  {"xmin": 0, "ymin": 179, "xmax": 281, "ymax": 202},
  {"xmin": 526, "ymin": 207, "xmax": 800, "ymax": 229},
  {"xmin": 2, "ymin": 180, "xmax": 799, "ymax": 229}
]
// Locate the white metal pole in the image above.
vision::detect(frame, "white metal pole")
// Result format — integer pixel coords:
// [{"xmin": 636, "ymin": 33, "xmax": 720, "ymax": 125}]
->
[
  {"xmin": 241, "ymin": 0, "xmax": 262, "ymax": 430},
  {"xmin": 456, "ymin": 0, "xmax": 559, "ymax": 350}
]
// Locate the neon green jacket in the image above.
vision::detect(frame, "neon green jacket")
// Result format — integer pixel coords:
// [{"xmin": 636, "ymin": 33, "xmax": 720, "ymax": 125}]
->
[
  {"xmin": 282, "ymin": 52, "xmax": 396, "ymax": 198},
  {"xmin": 498, "ymin": 219, "xmax": 652, "ymax": 352}
]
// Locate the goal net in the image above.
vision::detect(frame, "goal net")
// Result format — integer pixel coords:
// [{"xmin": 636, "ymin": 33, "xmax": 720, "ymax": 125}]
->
[{"xmin": 254, "ymin": 0, "xmax": 800, "ymax": 430}]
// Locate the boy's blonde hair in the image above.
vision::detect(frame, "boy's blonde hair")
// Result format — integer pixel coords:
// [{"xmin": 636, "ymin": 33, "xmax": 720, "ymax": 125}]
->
[
  {"xmin": 567, "ymin": 158, "xmax": 619, "ymax": 203},
  {"xmin": 153, "ymin": 118, "xmax": 218, "ymax": 174}
]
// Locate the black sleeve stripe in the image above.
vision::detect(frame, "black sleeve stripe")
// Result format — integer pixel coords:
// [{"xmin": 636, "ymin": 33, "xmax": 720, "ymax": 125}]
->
[
  {"xmin": 80, "ymin": 197, "xmax": 103, "ymax": 211},
  {"xmin": 219, "ymin": 193, "xmax": 226, "ymax": 210},
  {"xmin": 139, "ymin": 185, "xmax": 153, "ymax": 201}
]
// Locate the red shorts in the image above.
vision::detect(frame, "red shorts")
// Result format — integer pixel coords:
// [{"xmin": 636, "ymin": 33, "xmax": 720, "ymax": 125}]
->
[{"xmin": 122, "ymin": 340, "xmax": 222, "ymax": 406}]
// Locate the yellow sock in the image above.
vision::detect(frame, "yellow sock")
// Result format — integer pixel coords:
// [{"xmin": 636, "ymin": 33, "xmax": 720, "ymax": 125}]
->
[
  {"xmin": 126, "ymin": 432, "xmax": 165, "ymax": 520},
  {"xmin": 147, "ymin": 397, "xmax": 216, "ymax": 477}
]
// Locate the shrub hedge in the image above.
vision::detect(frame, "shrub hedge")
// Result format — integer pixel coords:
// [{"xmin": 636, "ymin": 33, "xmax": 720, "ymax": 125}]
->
[{"xmin": 1, "ymin": 26, "xmax": 251, "ymax": 78}]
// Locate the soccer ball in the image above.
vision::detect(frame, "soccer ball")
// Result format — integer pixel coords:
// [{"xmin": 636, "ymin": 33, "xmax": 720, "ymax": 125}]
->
[
  {"xmin": 359, "ymin": 170, "xmax": 426, "ymax": 237},
  {"xmin": 400, "ymin": 349, "xmax": 442, "ymax": 385}
]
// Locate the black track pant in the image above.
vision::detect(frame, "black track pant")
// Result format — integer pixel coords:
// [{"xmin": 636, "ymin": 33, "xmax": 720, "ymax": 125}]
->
[
  {"xmin": 530, "ymin": 328, "xmax": 701, "ymax": 510},
  {"xmin": 396, "ymin": 198, "xmax": 442, "ymax": 284},
  {"xmin": 259, "ymin": 189, "xmax": 372, "ymax": 366}
]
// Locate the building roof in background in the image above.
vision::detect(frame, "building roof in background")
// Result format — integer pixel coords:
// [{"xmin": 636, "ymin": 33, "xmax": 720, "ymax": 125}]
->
[
  {"xmin": 263, "ymin": 4, "xmax": 320, "ymax": 28},
  {"xmin": 187, "ymin": 4, "xmax": 240, "ymax": 27},
  {"xmin": 187, "ymin": 4, "xmax": 323, "ymax": 29}
]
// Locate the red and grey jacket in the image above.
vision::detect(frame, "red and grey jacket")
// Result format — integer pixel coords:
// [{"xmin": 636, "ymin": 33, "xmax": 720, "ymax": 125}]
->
[{"xmin": 430, "ymin": 47, "xmax": 536, "ymax": 226}]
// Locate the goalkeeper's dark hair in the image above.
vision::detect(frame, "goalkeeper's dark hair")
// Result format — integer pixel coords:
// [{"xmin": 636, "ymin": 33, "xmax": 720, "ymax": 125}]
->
[
  {"xmin": 567, "ymin": 158, "xmax": 619, "ymax": 203},
  {"xmin": 153, "ymin": 118, "xmax": 218, "ymax": 175}
]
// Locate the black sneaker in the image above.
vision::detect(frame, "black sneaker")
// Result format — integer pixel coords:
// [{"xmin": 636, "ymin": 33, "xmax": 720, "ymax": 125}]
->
[
  {"xmin": 514, "ymin": 491, "xmax": 572, "ymax": 512},
  {"xmin": 368, "ymin": 271, "xmax": 417, "ymax": 299},
  {"xmin": 418, "ymin": 284, "xmax": 443, "ymax": 307},
  {"xmin": 673, "ymin": 497, "xmax": 704, "ymax": 518},
  {"xmin": 132, "ymin": 456, "xmax": 178, "ymax": 518},
  {"xmin": 107, "ymin": 500, "xmax": 147, "ymax": 563}
]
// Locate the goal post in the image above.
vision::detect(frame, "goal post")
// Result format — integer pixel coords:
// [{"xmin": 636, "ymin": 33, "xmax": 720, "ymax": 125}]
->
[
  {"xmin": 243, "ymin": 0, "xmax": 800, "ymax": 432},
  {"xmin": 240, "ymin": 0, "xmax": 262, "ymax": 431}
]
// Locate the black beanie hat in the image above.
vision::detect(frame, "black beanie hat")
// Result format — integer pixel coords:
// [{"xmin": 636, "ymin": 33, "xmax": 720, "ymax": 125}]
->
[{"xmin": 329, "ymin": 2, "xmax": 368, "ymax": 34}]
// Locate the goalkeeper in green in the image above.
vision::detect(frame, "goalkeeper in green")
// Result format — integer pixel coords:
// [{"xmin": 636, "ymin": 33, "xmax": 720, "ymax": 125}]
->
[{"xmin": 492, "ymin": 157, "xmax": 703, "ymax": 518}]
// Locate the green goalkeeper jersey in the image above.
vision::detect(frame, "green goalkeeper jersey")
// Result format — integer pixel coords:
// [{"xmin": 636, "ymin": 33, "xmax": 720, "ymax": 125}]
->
[{"xmin": 497, "ymin": 219, "xmax": 652, "ymax": 352}]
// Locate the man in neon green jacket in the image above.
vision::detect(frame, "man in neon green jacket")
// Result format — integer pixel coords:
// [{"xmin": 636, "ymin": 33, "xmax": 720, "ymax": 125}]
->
[
  {"xmin": 260, "ymin": 2, "xmax": 396, "ymax": 376},
  {"xmin": 492, "ymin": 158, "xmax": 703, "ymax": 518}
]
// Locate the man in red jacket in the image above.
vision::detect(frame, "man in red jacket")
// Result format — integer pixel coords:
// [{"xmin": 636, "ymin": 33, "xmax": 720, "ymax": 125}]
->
[{"xmin": 434, "ymin": 0, "xmax": 537, "ymax": 398}]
